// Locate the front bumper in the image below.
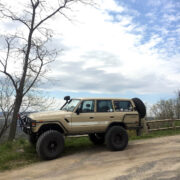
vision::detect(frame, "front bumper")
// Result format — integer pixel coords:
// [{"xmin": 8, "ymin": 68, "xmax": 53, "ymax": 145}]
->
[{"xmin": 19, "ymin": 114, "xmax": 35, "ymax": 135}]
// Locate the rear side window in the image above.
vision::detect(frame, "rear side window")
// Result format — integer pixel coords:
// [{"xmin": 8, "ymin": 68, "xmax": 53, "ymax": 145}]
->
[
  {"xmin": 114, "ymin": 101, "xmax": 133, "ymax": 112},
  {"xmin": 97, "ymin": 100, "xmax": 113, "ymax": 112}
]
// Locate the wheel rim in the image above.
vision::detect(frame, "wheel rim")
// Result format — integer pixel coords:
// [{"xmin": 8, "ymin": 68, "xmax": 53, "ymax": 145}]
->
[
  {"xmin": 47, "ymin": 140, "xmax": 58, "ymax": 152},
  {"xmin": 113, "ymin": 133, "xmax": 124, "ymax": 146}
]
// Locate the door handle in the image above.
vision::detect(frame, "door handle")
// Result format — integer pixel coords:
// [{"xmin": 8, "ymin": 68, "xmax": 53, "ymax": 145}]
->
[
  {"xmin": 64, "ymin": 118, "xmax": 70, "ymax": 123},
  {"xmin": 89, "ymin": 117, "xmax": 94, "ymax": 119},
  {"xmin": 110, "ymin": 116, "xmax": 114, "ymax": 118}
]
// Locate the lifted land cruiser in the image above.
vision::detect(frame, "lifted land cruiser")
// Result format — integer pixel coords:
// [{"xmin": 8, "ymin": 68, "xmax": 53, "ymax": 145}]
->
[{"xmin": 19, "ymin": 96, "xmax": 146, "ymax": 160}]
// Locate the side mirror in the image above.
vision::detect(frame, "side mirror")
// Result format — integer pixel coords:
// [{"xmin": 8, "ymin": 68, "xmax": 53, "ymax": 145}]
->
[{"xmin": 64, "ymin": 96, "xmax": 70, "ymax": 102}]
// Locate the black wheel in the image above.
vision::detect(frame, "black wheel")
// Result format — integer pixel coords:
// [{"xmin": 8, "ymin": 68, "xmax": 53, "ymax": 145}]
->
[
  {"xmin": 105, "ymin": 126, "xmax": 128, "ymax": 151},
  {"xmin": 132, "ymin": 98, "xmax": 146, "ymax": 118},
  {"xmin": 36, "ymin": 130, "xmax": 64, "ymax": 160},
  {"xmin": 28, "ymin": 134, "xmax": 37, "ymax": 145},
  {"xmin": 89, "ymin": 133, "xmax": 105, "ymax": 145}
]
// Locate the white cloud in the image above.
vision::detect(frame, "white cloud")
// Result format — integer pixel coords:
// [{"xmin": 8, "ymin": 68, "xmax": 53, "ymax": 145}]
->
[
  {"xmin": 101, "ymin": 0, "xmax": 124, "ymax": 12},
  {"xmin": 0, "ymin": 0, "xmax": 180, "ymax": 98},
  {"xmin": 39, "ymin": 0, "xmax": 179, "ymax": 95}
]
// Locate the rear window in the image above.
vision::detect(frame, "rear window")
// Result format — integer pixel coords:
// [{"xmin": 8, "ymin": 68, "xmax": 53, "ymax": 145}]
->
[{"xmin": 114, "ymin": 101, "xmax": 133, "ymax": 112}]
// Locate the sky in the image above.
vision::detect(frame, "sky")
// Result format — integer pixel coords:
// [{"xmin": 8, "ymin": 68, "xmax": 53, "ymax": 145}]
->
[{"xmin": 0, "ymin": 0, "xmax": 180, "ymax": 108}]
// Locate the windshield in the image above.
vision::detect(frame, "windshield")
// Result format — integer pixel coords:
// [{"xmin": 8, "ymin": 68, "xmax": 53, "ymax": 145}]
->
[{"xmin": 62, "ymin": 99, "xmax": 80, "ymax": 112}]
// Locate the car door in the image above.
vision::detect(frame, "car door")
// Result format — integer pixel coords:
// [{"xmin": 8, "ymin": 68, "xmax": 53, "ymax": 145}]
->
[
  {"xmin": 71, "ymin": 100, "xmax": 96, "ymax": 133},
  {"xmin": 94, "ymin": 100, "xmax": 115, "ymax": 131}
]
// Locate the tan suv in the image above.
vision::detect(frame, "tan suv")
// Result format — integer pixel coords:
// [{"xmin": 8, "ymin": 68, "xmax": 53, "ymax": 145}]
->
[{"xmin": 19, "ymin": 96, "xmax": 146, "ymax": 160}]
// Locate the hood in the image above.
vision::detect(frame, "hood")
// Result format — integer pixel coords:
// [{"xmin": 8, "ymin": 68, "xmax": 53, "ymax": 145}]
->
[{"xmin": 28, "ymin": 110, "xmax": 72, "ymax": 121}]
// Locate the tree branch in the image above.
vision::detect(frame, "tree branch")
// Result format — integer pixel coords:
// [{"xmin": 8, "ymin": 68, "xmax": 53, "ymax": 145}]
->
[
  {"xmin": 33, "ymin": 0, "xmax": 73, "ymax": 30},
  {"xmin": 0, "ymin": 37, "xmax": 18, "ymax": 90},
  {"xmin": 0, "ymin": 8, "xmax": 30, "ymax": 29},
  {"xmin": 23, "ymin": 47, "xmax": 43, "ymax": 96}
]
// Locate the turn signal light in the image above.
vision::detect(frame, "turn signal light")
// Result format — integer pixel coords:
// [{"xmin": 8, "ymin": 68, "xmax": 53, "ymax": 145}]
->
[{"xmin": 31, "ymin": 122, "xmax": 36, "ymax": 127}]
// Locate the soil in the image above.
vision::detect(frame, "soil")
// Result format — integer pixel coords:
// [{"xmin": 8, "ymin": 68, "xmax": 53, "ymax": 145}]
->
[{"xmin": 0, "ymin": 135, "xmax": 180, "ymax": 180}]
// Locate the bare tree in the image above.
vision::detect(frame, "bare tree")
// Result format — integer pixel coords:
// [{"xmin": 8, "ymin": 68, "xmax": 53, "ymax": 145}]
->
[
  {"xmin": 21, "ymin": 90, "xmax": 60, "ymax": 113},
  {"xmin": 150, "ymin": 99, "xmax": 175, "ymax": 119},
  {"xmin": 150, "ymin": 90, "xmax": 180, "ymax": 120},
  {"xmin": 174, "ymin": 90, "xmax": 180, "ymax": 119},
  {"xmin": 0, "ymin": 0, "xmax": 93, "ymax": 140},
  {"xmin": 0, "ymin": 77, "xmax": 61, "ymax": 140},
  {"xmin": 0, "ymin": 77, "xmax": 14, "ymax": 139}
]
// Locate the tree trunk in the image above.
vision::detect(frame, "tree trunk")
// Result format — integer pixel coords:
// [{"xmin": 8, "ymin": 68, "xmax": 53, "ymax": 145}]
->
[
  {"xmin": 8, "ymin": 95, "xmax": 22, "ymax": 141},
  {"xmin": 0, "ymin": 127, "xmax": 6, "ymax": 139}
]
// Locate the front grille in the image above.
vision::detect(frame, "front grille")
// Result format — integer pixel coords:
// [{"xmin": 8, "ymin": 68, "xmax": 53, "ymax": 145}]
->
[
  {"xmin": 19, "ymin": 115, "xmax": 31, "ymax": 127},
  {"xmin": 19, "ymin": 114, "xmax": 33, "ymax": 134}
]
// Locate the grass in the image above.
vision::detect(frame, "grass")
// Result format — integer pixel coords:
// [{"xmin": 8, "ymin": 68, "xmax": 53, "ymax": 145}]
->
[
  {"xmin": 0, "ymin": 128, "xmax": 180, "ymax": 172},
  {"xmin": 128, "ymin": 129, "xmax": 180, "ymax": 140},
  {"xmin": 175, "ymin": 120, "xmax": 180, "ymax": 126},
  {"xmin": 0, "ymin": 139, "xmax": 39, "ymax": 171},
  {"xmin": 65, "ymin": 136, "xmax": 93, "ymax": 155}
]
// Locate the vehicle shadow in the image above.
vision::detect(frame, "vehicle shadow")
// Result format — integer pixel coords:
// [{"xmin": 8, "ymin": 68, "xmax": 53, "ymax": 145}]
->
[{"xmin": 63, "ymin": 143, "xmax": 107, "ymax": 157}]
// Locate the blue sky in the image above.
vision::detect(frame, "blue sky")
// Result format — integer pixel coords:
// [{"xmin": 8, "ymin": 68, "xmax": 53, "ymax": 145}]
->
[
  {"xmin": 108, "ymin": 0, "xmax": 180, "ymax": 55},
  {"xmin": 118, "ymin": 0, "xmax": 180, "ymax": 55},
  {"xmin": 0, "ymin": 0, "xmax": 180, "ymax": 108}
]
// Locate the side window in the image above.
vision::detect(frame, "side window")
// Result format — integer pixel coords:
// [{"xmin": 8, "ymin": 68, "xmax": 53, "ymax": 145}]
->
[
  {"xmin": 97, "ymin": 100, "xmax": 113, "ymax": 112},
  {"xmin": 80, "ymin": 100, "xmax": 94, "ymax": 113},
  {"xmin": 114, "ymin": 101, "xmax": 133, "ymax": 112}
]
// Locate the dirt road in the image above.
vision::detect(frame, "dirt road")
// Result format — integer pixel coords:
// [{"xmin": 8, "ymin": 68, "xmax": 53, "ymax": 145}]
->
[{"xmin": 1, "ymin": 135, "xmax": 180, "ymax": 180}]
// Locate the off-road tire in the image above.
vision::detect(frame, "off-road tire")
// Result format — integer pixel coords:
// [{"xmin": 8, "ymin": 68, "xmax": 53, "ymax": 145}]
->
[
  {"xmin": 36, "ymin": 130, "xmax": 64, "ymax": 160},
  {"xmin": 105, "ymin": 126, "xmax": 128, "ymax": 151},
  {"xmin": 89, "ymin": 133, "xmax": 105, "ymax": 145},
  {"xmin": 28, "ymin": 134, "xmax": 37, "ymax": 145},
  {"xmin": 132, "ymin": 98, "xmax": 146, "ymax": 118}
]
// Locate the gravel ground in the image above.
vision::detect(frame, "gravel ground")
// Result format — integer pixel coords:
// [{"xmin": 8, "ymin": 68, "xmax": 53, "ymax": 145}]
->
[{"xmin": 0, "ymin": 135, "xmax": 180, "ymax": 180}]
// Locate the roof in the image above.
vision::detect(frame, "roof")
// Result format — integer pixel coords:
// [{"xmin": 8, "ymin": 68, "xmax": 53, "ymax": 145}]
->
[{"xmin": 72, "ymin": 97, "xmax": 131, "ymax": 101}]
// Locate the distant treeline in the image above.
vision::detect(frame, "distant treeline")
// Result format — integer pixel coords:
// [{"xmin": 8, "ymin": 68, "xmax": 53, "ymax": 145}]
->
[{"xmin": 150, "ymin": 91, "xmax": 180, "ymax": 119}]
